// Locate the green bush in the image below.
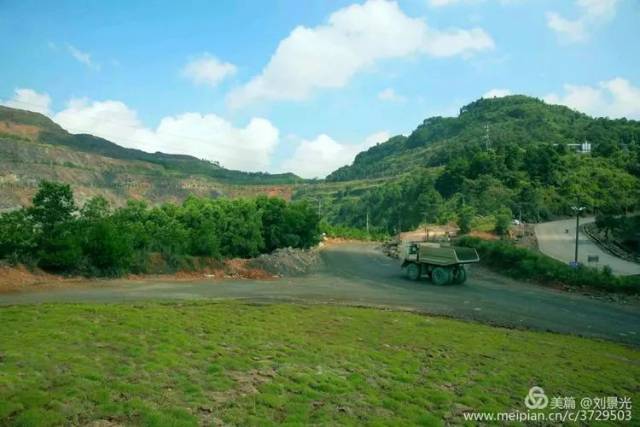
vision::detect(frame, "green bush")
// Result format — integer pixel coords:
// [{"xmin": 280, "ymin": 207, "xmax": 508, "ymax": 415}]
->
[
  {"xmin": 0, "ymin": 181, "xmax": 322, "ymax": 277},
  {"xmin": 458, "ymin": 236, "xmax": 640, "ymax": 294}
]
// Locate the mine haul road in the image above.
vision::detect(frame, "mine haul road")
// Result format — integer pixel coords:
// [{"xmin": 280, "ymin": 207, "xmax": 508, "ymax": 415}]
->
[
  {"xmin": 1, "ymin": 242, "xmax": 638, "ymax": 346},
  {"xmin": 535, "ymin": 217, "xmax": 640, "ymax": 276}
]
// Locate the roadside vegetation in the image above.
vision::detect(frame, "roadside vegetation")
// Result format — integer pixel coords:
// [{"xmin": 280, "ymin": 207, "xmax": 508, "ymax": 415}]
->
[
  {"xmin": 0, "ymin": 302, "xmax": 637, "ymax": 426},
  {"xmin": 458, "ymin": 236, "xmax": 640, "ymax": 294},
  {"xmin": 591, "ymin": 213, "xmax": 640, "ymax": 259},
  {"xmin": 0, "ymin": 181, "xmax": 320, "ymax": 276},
  {"xmin": 320, "ymin": 221, "xmax": 389, "ymax": 241}
]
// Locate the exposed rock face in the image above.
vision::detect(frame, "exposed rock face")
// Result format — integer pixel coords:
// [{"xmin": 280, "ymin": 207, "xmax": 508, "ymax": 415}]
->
[{"xmin": 0, "ymin": 106, "xmax": 296, "ymax": 210}]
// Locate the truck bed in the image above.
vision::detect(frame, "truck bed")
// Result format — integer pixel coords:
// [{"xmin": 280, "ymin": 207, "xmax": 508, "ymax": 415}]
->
[{"xmin": 418, "ymin": 245, "xmax": 480, "ymax": 266}]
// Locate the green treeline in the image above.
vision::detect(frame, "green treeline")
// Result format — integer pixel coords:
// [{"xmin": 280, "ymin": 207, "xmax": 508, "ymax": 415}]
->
[
  {"xmin": 301, "ymin": 139, "xmax": 639, "ymax": 236},
  {"xmin": 0, "ymin": 181, "xmax": 320, "ymax": 276}
]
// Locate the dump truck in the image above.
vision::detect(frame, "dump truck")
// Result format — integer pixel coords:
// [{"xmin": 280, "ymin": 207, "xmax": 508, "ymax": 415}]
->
[{"xmin": 401, "ymin": 242, "xmax": 480, "ymax": 285}]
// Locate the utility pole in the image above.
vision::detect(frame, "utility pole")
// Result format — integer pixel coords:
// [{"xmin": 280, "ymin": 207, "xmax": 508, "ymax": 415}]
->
[
  {"xmin": 366, "ymin": 210, "xmax": 370, "ymax": 235},
  {"xmin": 484, "ymin": 123, "xmax": 490, "ymax": 151},
  {"xmin": 571, "ymin": 202, "xmax": 586, "ymax": 266},
  {"xmin": 424, "ymin": 212, "xmax": 428, "ymax": 241}
]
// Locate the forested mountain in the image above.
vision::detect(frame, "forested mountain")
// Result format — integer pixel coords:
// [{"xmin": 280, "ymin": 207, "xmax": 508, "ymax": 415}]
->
[
  {"xmin": 300, "ymin": 96, "xmax": 640, "ymax": 233},
  {"xmin": 0, "ymin": 106, "xmax": 302, "ymax": 185},
  {"xmin": 328, "ymin": 96, "xmax": 640, "ymax": 182}
]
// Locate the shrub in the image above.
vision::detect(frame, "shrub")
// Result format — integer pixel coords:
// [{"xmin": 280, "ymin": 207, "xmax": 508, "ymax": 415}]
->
[{"xmin": 458, "ymin": 236, "xmax": 640, "ymax": 294}]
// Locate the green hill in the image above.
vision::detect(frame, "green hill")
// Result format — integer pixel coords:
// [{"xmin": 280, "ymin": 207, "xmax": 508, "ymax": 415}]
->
[
  {"xmin": 328, "ymin": 95, "xmax": 640, "ymax": 182},
  {"xmin": 301, "ymin": 96, "xmax": 640, "ymax": 233}
]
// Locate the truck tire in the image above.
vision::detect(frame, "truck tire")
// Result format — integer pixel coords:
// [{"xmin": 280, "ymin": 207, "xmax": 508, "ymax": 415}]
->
[
  {"xmin": 432, "ymin": 267, "xmax": 452, "ymax": 285},
  {"xmin": 452, "ymin": 266, "xmax": 467, "ymax": 284},
  {"xmin": 406, "ymin": 263, "xmax": 421, "ymax": 281}
]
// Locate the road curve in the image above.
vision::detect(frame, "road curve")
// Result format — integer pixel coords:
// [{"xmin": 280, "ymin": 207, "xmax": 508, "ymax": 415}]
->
[
  {"xmin": 1, "ymin": 243, "xmax": 638, "ymax": 346},
  {"xmin": 535, "ymin": 217, "xmax": 640, "ymax": 276}
]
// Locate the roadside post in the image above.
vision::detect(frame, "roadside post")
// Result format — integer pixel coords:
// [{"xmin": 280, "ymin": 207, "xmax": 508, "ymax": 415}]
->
[{"xmin": 571, "ymin": 203, "xmax": 586, "ymax": 265}]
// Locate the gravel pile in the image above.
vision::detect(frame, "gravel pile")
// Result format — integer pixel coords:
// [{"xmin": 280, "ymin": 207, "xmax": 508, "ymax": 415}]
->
[{"xmin": 248, "ymin": 247, "xmax": 322, "ymax": 276}]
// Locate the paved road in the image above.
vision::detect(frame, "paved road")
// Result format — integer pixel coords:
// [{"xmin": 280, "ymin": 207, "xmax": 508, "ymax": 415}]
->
[
  {"xmin": 535, "ymin": 217, "xmax": 640, "ymax": 276},
  {"xmin": 1, "ymin": 243, "xmax": 639, "ymax": 346}
]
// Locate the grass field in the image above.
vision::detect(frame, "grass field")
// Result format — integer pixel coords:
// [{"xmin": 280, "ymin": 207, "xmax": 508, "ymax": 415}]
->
[{"xmin": 0, "ymin": 302, "xmax": 638, "ymax": 426}]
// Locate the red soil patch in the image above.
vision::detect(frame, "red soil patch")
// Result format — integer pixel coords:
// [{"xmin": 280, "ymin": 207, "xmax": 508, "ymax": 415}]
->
[
  {"xmin": 0, "ymin": 121, "xmax": 40, "ymax": 140},
  {"xmin": 0, "ymin": 258, "xmax": 275, "ymax": 294},
  {"xmin": 468, "ymin": 230, "xmax": 499, "ymax": 240},
  {"xmin": 0, "ymin": 264, "xmax": 82, "ymax": 293}
]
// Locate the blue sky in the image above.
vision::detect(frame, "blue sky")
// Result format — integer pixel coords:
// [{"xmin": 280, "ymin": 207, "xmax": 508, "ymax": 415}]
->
[{"xmin": 1, "ymin": 0, "xmax": 639, "ymax": 177}]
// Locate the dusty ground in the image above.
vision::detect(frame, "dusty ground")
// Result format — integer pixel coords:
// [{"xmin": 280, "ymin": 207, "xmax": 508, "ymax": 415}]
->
[
  {"xmin": 1, "ymin": 242, "xmax": 638, "ymax": 346},
  {"xmin": 0, "ymin": 258, "xmax": 278, "ymax": 294},
  {"xmin": 0, "ymin": 264, "xmax": 84, "ymax": 293},
  {"xmin": 398, "ymin": 224, "xmax": 459, "ymax": 242}
]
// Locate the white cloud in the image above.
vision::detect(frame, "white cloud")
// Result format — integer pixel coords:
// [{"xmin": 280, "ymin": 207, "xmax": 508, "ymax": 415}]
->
[
  {"xmin": 281, "ymin": 131, "xmax": 390, "ymax": 179},
  {"xmin": 483, "ymin": 88, "xmax": 512, "ymax": 98},
  {"xmin": 429, "ymin": 0, "xmax": 463, "ymax": 6},
  {"xmin": 544, "ymin": 77, "xmax": 640, "ymax": 119},
  {"xmin": 53, "ymin": 98, "xmax": 279, "ymax": 172},
  {"xmin": 428, "ymin": 0, "xmax": 521, "ymax": 7},
  {"xmin": 378, "ymin": 88, "xmax": 406, "ymax": 102},
  {"xmin": 66, "ymin": 44, "xmax": 100, "ymax": 70},
  {"xmin": 1, "ymin": 88, "xmax": 52, "ymax": 115},
  {"xmin": 182, "ymin": 54, "xmax": 237, "ymax": 87},
  {"xmin": 227, "ymin": 0, "xmax": 493, "ymax": 108},
  {"xmin": 547, "ymin": 0, "xmax": 618, "ymax": 43}
]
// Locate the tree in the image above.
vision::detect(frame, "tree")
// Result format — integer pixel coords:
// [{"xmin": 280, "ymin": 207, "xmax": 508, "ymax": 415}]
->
[
  {"xmin": 30, "ymin": 181, "xmax": 76, "ymax": 231},
  {"xmin": 256, "ymin": 196, "xmax": 288, "ymax": 252},
  {"xmin": 81, "ymin": 196, "xmax": 110, "ymax": 221},
  {"xmin": 494, "ymin": 207, "xmax": 513, "ymax": 237},
  {"xmin": 82, "ymin": 218, "xmax": 134, "ymax": 275},
  {"xmin": 0, "ymin": 209, "xmax": 37, "ymax": 263},
  {"xmin": 457, "ymin": 206, "xmax": 475, "ymax": 235},
  {"xmin": 30, "ymin": 181, "xmax": 82, "ymax": 272},
  {"xmin": 435, "ymin": 160, "xmax": 467, "ymax": 198}
]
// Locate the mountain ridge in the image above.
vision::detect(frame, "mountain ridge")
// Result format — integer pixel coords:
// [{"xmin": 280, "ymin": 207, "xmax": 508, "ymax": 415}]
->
[
  {"xmin": 0, "ymin": 105, "xmax": 303, "ymax": 185},
  {"xmin": 327, "ymin": 95, "xmax": 640, "ymax": 182}
]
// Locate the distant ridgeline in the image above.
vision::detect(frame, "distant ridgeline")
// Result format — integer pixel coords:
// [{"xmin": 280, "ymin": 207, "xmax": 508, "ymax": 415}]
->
[
  {"xmin": 0, "ymin": 106, "xmax": 302, "ymax": 185},
  {"xmin": 300, "ymin": 96, "xmax": 640, "ymax": 233}
]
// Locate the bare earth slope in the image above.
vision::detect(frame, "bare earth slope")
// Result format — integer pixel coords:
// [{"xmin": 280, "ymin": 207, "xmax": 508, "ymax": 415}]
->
[{"xmin": 1, "ymin": 242, "xmax": 638, "ymax": 346}]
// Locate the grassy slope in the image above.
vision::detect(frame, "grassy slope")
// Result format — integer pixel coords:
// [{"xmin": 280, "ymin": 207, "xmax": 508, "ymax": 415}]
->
[{"xmin": 0, "ymin": 302, "xmax": 637, "ymax": 426}]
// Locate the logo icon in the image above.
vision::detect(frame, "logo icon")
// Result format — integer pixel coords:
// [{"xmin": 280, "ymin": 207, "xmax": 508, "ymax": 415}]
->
[{"xmin": 525, "ymin": 386, "xmax": 549, "ymax": 410}]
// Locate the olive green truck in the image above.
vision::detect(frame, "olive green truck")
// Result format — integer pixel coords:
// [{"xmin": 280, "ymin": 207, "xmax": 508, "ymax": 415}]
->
[{"xmin": 401, "ymin": 242, "xmax": 480, "ymax": 285}]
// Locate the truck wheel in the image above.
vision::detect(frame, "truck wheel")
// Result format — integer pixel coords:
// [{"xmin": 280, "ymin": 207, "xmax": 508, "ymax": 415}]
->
[
  {"xmin": 453, "ymin": 267, "xmax": 467, "ymax": 284},
  {"xmin": 406, "ymin": 263, "xmax": 421, "ymax": 281},
  {"xmin": 432, "ymin": 267, "xmax": 451, "ymax": 285}
]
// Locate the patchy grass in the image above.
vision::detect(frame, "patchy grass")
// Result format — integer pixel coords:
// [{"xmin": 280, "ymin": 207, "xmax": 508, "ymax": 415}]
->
[{"xmin": 0, "ymin": 302, "xmax": 638, "ymax": 426}]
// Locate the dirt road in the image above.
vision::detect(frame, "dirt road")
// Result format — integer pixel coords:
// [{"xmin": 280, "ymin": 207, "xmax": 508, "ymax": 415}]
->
[
  {"xmin": 1, "ymin": 243, "xmax": 638, "ymax": 345},
  {"xmin": 535, "ymin": 217, "xmax": 640, "ymax": 276}
]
